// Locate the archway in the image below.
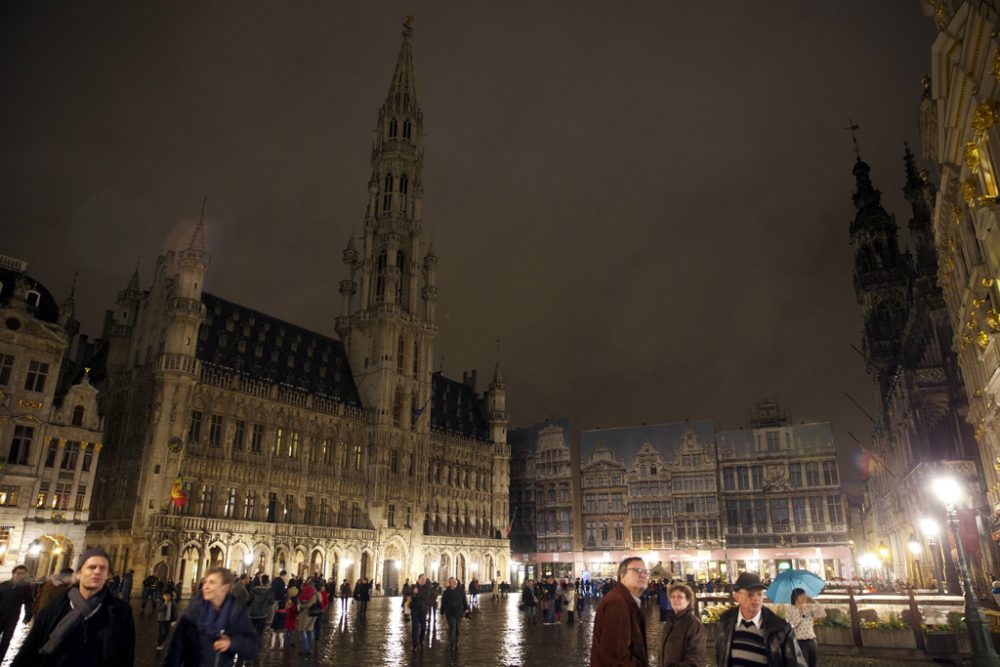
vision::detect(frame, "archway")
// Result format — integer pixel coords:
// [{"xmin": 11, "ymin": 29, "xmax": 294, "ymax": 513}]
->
[
  {"xmin": 208, "ymin": 545, "xmax": 225, "ymax": 569},
  {"xmin": 381, "ymin": 542, "xmax": 405, "ymax": 595},
  {"xmin": 437, "ymin": 553, "xmax": 451, "ymax": 583},
  {"xmin": 227, "ymin": 544, "xmax": 249, "ymax": 574},
  {"xmin": 274, "ymin": 548, "xmax": 289, "ymax": 576},
  {"xmin": 253, "ymin": 544, "xmax": 272, "ymax": 577},
  {"xmin": 457, "ymin": 554, "xmax": 467, "ymax": 583},
  {"xmin": 154, "ymin": 561, "xmax": 168, "ymax": 581},
  {"xmin": 486, "ymin": 555, "xmax": 495, "ymax": 582},
  {"xmin": 179, "ymin": 545, "xmax": 201, "ymax": 595},
  {"xmin": 310, "ymin": 548, "xmax": 324, "ymax": 579},
  {"xmin": 25, "ymin": 535, "xmax": 74, "ymax": 579},
  {"xmin": 361, "ymin": 550, "xmax": 371, "ymax": 580},
  {"xmin": 292, "ymin": 548, "xmax": 307, "ymax": 578}
]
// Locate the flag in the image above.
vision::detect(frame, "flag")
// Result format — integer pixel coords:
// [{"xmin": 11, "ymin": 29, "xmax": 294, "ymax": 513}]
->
[{"xmin": 170, "ymin": 476, "xmax": 188, "ymax": 508}]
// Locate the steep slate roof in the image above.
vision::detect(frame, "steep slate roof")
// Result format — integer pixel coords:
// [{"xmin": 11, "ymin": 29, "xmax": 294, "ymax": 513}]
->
[
  {"xmin": 197, "ymin": 292, "xmax": 361, "ymax": 407},
  {"xmin": 430, "ymin": 372, "xmax": 489, "ymax": 441},
  {"xmin": 0, "ymin": 266, "xmax": 60, "ymax": 323}
]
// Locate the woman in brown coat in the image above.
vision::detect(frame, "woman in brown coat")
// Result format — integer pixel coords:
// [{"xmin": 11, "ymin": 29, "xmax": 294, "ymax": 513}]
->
[{"xmin": 659, "ymin": 583, "xmax": 706, "ymax": 667}]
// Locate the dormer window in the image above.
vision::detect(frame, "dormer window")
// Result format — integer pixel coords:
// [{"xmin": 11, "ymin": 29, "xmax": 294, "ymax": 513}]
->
[
  {"xmin": 26, "ymin": 290, "xmax": 40, "ymax": 309},
  {"xmin": 388, "ymin": 118, "xmax": 398, "ymax": 138},
  {"xmin": 72, "ymin": 405, "xmax": 85, "ymax": 426},
  {"xmin": 402, "ymin": 118, "xmax": 412, "ymax": 139}
]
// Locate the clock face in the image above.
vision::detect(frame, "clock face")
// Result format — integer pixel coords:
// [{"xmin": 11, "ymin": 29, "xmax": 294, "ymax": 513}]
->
[{"xmin": 167, "ymin": 437, "xmax": 183, "ymax": 453}]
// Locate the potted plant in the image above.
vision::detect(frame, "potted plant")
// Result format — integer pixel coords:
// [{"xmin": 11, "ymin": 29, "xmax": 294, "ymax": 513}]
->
[
  {"xmin": 814, "ymin": 608, "xmax": 853, "ymax": 646},
  {"xmin": 924, "ymin": 612, "xmax": 970, "ymax": 655},
  {"xmin": 860, "ymin": 612, "xmax": 917, "ymax": 649}
]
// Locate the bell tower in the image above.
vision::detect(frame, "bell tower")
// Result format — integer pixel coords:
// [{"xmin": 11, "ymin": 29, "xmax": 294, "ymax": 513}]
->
[{"xmin": 335, "ymin": 17, "xmax": 436, "ymax": 431}]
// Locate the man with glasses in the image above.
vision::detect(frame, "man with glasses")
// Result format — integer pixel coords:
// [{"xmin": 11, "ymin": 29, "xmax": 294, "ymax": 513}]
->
[{"xmin": 589, "ymin": 556, "xmax": 648, "ymax": 666}]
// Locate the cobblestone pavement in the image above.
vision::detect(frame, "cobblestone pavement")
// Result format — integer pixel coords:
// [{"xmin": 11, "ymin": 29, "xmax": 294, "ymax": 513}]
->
[{"xmin": 0, "ymin": 594, "xmax": 962, "ymax": 666}]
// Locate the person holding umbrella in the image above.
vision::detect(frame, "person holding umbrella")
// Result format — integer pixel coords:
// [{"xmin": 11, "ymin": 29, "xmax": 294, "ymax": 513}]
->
[{"xmin": 784, "ymin": 589, "xmax": 819, "ymax": 667}]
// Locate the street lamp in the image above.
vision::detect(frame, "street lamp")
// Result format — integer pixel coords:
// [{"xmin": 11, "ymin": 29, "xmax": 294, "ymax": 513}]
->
[
  {"xmin": 933, "ymin": 476, "xmax": 1000, "ymax": 667},
  {"xmin": 919, "ymin": 517, "xmax": 945, "ymax": 594},
  {"xmin": 907, "ymin": 534, "xmax": 922, "ymax": 589},
  {"xmin": 877, "ymin": 541, "xmax": 890, "ymax": 583}
]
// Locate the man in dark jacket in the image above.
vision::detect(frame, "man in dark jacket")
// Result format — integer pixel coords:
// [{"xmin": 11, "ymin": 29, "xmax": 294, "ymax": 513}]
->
[
  {"xmin": 408, "ymin": 574, "xmax": 431, "ymax": 651},
  {"xmin": 440, "ymin": 577, "xmax": 468, "ymax": 651},
  {"xmin": 0, "ymin": 564, "xmax": 34, "ymax": 662},
  {"xmin": 270, "ymin": 570, "xmax": 287, "ymax": 606},
  {"xmin": 590, "ymin": 556, "xmax": 648, "ymax": 667},
  {"xmin": 248, "ymin": 574, "xmax": 273, "ymax": 641},
  {"xmin": 12, "ymin": 549, "xmax": 134, "ymax": 667},
  {"xmin": 715, "ymin": 572, "xmax": 806, "ymax": 667},
  {"xmin": 164, "ymin": 566, "xmax": 259, "ymax": 667},
  {"xmin": 140, "ymin": 573, "xmax": 161, "ymax": 614}
]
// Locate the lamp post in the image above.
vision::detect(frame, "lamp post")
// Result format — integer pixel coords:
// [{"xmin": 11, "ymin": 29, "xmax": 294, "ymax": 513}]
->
[
  {"xmin": 919, "ymin": 517, "xmax": 945, "ymax": 594},
  {"xmin": 907, "ymin": 534, "xmax": 922, "ymax": 589},
  {"xmin": 877, "ymin": 541, "xmax": 890, "ymax": 583},
  {"xmin": 933, "ymin": 476, "xmax": 1000, "ymax": 667}
]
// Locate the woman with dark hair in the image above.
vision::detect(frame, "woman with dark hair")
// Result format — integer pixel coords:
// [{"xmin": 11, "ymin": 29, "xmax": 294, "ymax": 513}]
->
[
  {"xmin": 658, "ymin": 583, "xmax": 706, "ymax": 667},
  {"xmin": 164, "ymin": 567, "xmax": 259, "ymax": 666},
  {"xmin": 785, "ymin": 588, "xmax": 818, "ymax": 667}
]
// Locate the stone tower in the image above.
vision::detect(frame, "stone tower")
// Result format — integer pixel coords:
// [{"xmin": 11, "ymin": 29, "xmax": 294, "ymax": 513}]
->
[
  {"xmin": 335, "ymin": 18, "xmax": 435, "ymax": 436},
  {"xmin": 850, "ymin": 153, "xmax": 911, "ymax": 397}
]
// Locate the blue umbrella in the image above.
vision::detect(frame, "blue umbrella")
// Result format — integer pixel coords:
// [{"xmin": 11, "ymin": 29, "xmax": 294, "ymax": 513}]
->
[{"xmin": 765, "ymin": 569, "xmax": 825, "ymax": 604}]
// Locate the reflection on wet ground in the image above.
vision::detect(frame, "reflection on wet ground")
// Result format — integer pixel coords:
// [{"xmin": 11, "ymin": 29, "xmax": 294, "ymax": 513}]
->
[{"xmin": 3, "ymin": 595, "xmax": 948, "ymax": 666}]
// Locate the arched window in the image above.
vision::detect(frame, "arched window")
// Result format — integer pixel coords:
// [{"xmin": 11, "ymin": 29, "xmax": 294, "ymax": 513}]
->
[
  {"xmin": 374, "ymin": 251, "xmax": 387, "ymax": 302},
  {"xmin": 72, "ymin": 405, "xmax": 85, "ymax": 427},
  {"xmin": 397, "ymin": 336, "xmax": 405, "ymax": 372},
  {"xmin": 382, "ymin": 174, "xmax": 393, "ymax": 212},
  {"xmin": 396, "ymin": 251, "xmax": 407, "ymax": 305},
  {"xmin": 412, "ymin": 340, "xmax": 419, "ymax": 375},
  {"xmin": 26, "ymin": 290, "xmax": 40, "ymax": 309},
  {"xmin": 402, "ymin": 118, "xmax": 412, "ymax": 139},
  {"xmin": 399, "ymin": 174, "xmax": 409, "ymax": 213},
  {"xmin": 388, "ymin": 118, "xmax": 398, "ymax": 138}
]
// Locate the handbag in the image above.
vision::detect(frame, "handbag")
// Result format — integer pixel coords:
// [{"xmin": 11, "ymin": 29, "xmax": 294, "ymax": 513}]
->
[{"xmin": 308, "ymin": 600, "xmax": 324, "ymax": 617}]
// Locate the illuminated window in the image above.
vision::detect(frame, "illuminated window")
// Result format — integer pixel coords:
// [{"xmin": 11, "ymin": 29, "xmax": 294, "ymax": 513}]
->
[{"xmin": 0, "ymin": 486, "xmax": 18, "ymax": 506}]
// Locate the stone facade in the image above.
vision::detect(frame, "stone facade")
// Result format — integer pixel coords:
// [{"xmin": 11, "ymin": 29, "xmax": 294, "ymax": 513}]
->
[
  {"xmin": 919, "ymin": 0, "xmax": 1000, "ymax": 583},
  {"xmin": 0, "ymin": 254, "xmax": 104, "ymax": 578},
  {"xmin": 86, "ymin": 23, "xmax": 510, "ymax": 591},
  {"xmin": 848, "ymin": 119, "xmax": 988, "ymax": 584},
  {"xmin": 511, "ymin": 409, "xmax": 852, "ymax": 582}
]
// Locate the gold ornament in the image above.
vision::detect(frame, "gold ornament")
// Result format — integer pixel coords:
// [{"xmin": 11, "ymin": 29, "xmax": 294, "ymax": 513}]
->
[
  {"xmin": 967, "ymin": 142, "xmax": 982, "ymax": 172},
  {"xmin": 988, "ymin": 310, "xmax": 1000, "ymax": 332},
  {"xmin": 963, "ymin": 178, "xmax": 980, "ymax": 207},
  {"xmin": 980, "ymin": 331, "xmax": 993, "ymax": 350},
  {"xmin": 984, "ymin": 277, "xmax": 996, "ymax": 288},
  {"xmin": 993, "ymin": 51, "xmax": 1000, "ymax": 82},
  {"xmin": 973, "ymin": 100, "xmax": 1000, "ymax": 137}
]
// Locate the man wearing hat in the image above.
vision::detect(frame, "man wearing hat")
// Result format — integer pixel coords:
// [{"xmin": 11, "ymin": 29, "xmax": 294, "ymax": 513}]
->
[
  {"xmin": 12, "ymin": 547, "xmax": 134, "ymax": 666},
  {"xmin": 715, "ymin": 572, "xmax": 805, "ymax": 667}
]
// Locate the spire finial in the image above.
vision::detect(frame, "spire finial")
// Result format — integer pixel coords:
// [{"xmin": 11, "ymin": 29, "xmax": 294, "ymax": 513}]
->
[
  {"xmin": 493, "ymin": 339, "xmax": 504, "ymax": 385},
  {"xmin": 127, "ymin": 258, "xmax": 141, "ymax": 292},
  {"xmin": 846, "ymin": 118, "xmax": 861, "ymax": 159},
  {"xmin": 188, "ymin": 196, "xmax": 207, "ymax": 251},
  {"xmin": 403, "ymin": 15, "xmax": 414, "ymax": 38}
]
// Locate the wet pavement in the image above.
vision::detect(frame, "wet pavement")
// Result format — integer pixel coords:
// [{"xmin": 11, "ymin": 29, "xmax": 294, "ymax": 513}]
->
[{"xmin": 0, "ymin": 594, "xmax": 962, "ymax": 666}]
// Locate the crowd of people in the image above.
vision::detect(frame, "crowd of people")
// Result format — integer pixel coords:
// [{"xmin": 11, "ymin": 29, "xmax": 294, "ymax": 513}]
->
[{"xmin": 0, "ymin": 549, "xmax": 828, "ymax": 666}]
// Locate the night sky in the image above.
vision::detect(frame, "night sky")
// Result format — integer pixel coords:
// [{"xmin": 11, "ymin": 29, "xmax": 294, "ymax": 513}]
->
[{"xmin": 1, "ymin": 2, "xmax": 937, "ymax": 489}]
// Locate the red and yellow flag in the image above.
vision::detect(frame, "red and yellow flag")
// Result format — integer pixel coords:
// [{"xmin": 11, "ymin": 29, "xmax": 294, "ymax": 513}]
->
[{"xmin": 170, "ymin": 476, "xmax": 188, "ymax": 508}]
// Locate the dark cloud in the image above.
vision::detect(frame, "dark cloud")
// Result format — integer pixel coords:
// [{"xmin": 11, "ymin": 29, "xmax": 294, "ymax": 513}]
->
[{"xmin": 1, "ymin": 1, "xmax": 937, "ymax": 490}]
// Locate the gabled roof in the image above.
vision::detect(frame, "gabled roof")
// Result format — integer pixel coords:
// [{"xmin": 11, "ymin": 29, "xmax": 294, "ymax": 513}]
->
[
  {"xmin": 197, "ymin": 292, "xmax": 361, "ymax": 407},
  {"xmin": 0, "ymin": 266, "xmax": 60, "ymax": 323},
  {"xmin": 430, "ymin": 372, "xmax": 488, "ymax": 441}
]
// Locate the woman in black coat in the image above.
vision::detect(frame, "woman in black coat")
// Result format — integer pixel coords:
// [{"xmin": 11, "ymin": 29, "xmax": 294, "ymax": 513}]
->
[
  {"xmin": 658, "ymin": 583, "xmax": 706, "ymax": 667},
  {"xmin": 164, "ymin": 567, "xmax": 259, "ymax": 667}
]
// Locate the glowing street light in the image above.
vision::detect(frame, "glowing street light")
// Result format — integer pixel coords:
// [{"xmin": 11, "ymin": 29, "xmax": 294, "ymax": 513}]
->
[
  {"xmin": 907, "ymin": 534, "xmax": 922, "ymax": 589},
  {"xmin": 933, "ymin": 476, "xmax": 1000, "ymax": 666},
  {"xmin": 919, "ymin": 517, "xmax": 945, "ymax": 594},
  {"xmin": 28, "ymin": 543, "xmax": 41, "ymax": 557}
]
